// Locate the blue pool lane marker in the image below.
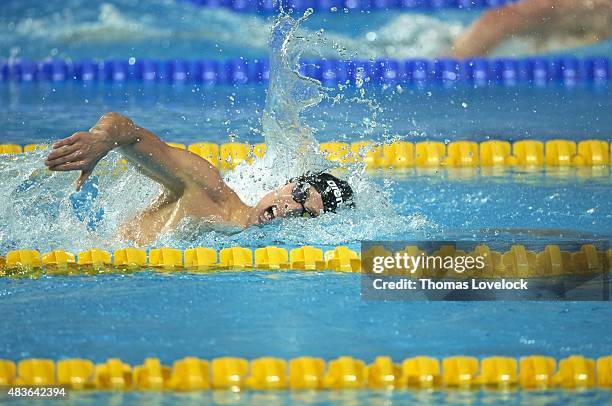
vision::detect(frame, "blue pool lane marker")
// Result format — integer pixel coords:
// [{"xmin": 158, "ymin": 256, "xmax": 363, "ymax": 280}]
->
[
  {"xmin": 0, "ymin": 56, "xmax": 609, "ymax": 86},
  {"xmin": 177, "ymin": 0, "xmax": 519, "ymax": 12}
]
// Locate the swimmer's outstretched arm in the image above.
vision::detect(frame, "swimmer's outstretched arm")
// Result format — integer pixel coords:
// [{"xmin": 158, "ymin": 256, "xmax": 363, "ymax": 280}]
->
[
  {"xmin": 44, "ymin": 112, "xmax": 228, "ymax": 198},
  {"xmin": 452, "ymin": 0, "xmax": 548, "ymax": 58},
  {"xmin": 452, "ymin": 0, "xmax": 612, "ymax": 58}
]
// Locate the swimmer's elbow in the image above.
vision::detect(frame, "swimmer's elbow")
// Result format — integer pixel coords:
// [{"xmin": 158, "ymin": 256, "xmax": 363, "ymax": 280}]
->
[{"xmin": 101, "ymin": 111, "xmax": 123, "ymax": 119}]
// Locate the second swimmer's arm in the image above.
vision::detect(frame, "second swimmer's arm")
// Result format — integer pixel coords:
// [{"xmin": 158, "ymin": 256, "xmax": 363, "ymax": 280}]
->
[
  {"xmin": 452, "ymin": 0, "xmax": 612, "ymax": 58},
  {"xmin": 452, "ymin": 0, "xmax": 552, "ymax": 58},
  {"xmin": 45, "ymin": 112, "xmax": 226, "ymax": 198}
]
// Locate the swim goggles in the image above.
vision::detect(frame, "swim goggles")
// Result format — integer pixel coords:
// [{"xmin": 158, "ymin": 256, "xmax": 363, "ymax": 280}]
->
[{"xmin": 291, "ymin": 179, "xmax": 317, "ymax": 218}]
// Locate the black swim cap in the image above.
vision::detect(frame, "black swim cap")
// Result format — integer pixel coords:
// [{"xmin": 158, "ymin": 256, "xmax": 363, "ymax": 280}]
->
[{"xmin": 290, "ymin": 172, "xmax": 354, "ymax": 213}]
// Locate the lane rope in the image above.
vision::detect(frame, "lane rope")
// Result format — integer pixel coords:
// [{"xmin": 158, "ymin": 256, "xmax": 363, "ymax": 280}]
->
[
  {"xmin": 1, "ymin": 354, "xmax": 611, "ymax": 390},
  {"xmin": 0, "ymin": 56, "xmax": 609, "ymax": 85},
  {"xmin": 1, "ymin": 244, "xmax": 610, "ymax": 276},
  {"xmin": 180, "ymin": 0, "xmax": 520, "ymax": 13},
  {"xmin": 1, "ymin": 139, "xmax": 611, "ymax": 168}
]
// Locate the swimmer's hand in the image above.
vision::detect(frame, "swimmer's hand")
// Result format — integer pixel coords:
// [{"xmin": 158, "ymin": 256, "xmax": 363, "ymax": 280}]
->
[
  {"xmin": 46, "ymin": 112, "xmax": 228, "ymax": 200},
  {"xmin": 44, "ymin": 115, "xmax": 117, "ymax": 191}
]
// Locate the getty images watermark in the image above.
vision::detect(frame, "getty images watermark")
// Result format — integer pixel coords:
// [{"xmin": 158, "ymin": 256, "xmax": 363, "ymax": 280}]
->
[{"xmin": 360, "ymin": 241, "xmax": 610, "ymax": 301}]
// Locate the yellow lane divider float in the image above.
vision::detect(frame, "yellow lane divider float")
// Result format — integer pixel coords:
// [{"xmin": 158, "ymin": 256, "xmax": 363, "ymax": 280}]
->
[
  {"xmin": 0, "ymin": 355, "xmax": 610, "ymax": 391},
  {"xmin": 1, "ymin": 139, "xmax": 610, "ymax": 169},
  {"xmin": 0, "ymin": 244, "xmax": 610, "ymax": 277}
]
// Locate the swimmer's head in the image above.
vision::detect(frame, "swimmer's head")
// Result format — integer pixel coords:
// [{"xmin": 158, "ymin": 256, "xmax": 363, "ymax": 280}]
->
[{"xmin": 250, "ymin": 172, "xmax": 354, "ymax": 224}]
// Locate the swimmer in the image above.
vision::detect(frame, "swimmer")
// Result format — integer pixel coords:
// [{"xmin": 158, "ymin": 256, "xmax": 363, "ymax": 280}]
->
[
  {"xmin": 43, "ymin": 112, "xmax": 354, "ymax": 245},
  {"xmin": 452, "ymin": 0, "xmax": 612, "ymax": 57}
]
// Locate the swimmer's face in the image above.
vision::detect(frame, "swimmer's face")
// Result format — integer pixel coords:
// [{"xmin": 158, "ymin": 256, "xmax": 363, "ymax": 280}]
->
[{"xmin": 252, "ymin": 182, "xmax": 325, "ymax": 224}]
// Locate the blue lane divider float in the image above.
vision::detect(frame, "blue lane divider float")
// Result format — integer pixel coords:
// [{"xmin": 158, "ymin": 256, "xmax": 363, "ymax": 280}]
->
[
  {"xmin": 179, "ymin": 0, "xmax": 518, "ymax": 12},
  {"xmin": 0, "ymin": 56, "xmax": 609, "ymax": 86}
]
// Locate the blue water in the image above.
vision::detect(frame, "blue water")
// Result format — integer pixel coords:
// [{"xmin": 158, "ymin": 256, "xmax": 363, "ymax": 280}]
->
[
  {"xmin": 1, "ymin": 83, "xmax": 611, "ymax": 145},
  {"xmin": 3, "ymin": 271, "xmax": 611, "ymax": 361}
]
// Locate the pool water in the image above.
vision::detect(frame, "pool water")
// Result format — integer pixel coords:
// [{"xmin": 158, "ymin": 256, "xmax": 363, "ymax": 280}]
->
[
  {"xmin": 1, "ymin": 83, "xmax": 612, "ymax": 145},
  {"xmin": 2, "ymin": 271, "xmax": 611, "ymax": 361},
  {"xmin": 1, "ymin": 1, "xmax": 611, "ymax": 404}
]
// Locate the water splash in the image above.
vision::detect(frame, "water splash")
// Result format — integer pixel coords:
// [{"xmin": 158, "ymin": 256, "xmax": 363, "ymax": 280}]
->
[
  {"xmin": 187, "ymin": 8, "xmax": 434, "ymax": 247},
  {"xmin": 0, "ymin": 149, "xmax": 158, "ymax": 252},
  {"xmin": 224, "ymin": 8, "xmax": 333, "ymax": 201}
]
